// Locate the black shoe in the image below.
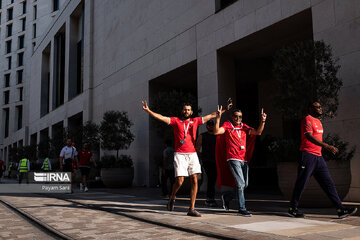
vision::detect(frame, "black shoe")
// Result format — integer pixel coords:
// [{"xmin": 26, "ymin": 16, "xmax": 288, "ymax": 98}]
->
[
  {"xmin": 221, "ymin": 194, "xmax": 230, "ymax": 211},
  {"xmin": 167, "ymin": 199, "xmax": 175, "ymax": 211},
  {"xmin": 337, "ymin": 207, "xmax": 358, "ymax": 219},
  {"xmin": 238, "ymin": 210, "xmax": 252, "ymax": 217},
  {"xmin": 187, "ymin": 208, "xmax": 202, "ymax": 217},
  {"xmin": 288, "ymin": 208, "xmax": 305, "ymax": 218}
]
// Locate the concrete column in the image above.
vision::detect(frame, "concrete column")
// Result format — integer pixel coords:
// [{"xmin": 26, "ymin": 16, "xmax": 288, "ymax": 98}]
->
[{"xmin": 49, "ymin": 39, "xmax": 55, "ymax": 112}]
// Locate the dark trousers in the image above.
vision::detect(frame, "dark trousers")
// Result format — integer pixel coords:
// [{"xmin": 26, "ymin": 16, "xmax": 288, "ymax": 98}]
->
[
  {"xmin": 290, "ymin": 151, "xmax": 342, "ymax": 209},
  {"xmin": 19, "ymin": 172, "xmax": 29, "ymax": 184},
  {"xmin": 161, "ymin": 169, "xmax": 175, "ymax": 196},
  {"xmin": 203, "ymin": 161, "xmax": 217, "ymax": 200}
]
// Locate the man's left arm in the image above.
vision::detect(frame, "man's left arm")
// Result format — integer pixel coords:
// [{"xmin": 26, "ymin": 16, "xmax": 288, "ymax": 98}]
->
[{"xmin": 250, "ymin": 108, "xmax": 267, "ymax": 135}]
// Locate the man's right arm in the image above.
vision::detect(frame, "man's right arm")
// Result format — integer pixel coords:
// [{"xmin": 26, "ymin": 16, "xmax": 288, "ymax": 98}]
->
[
  {"xmin": 141, "ymin": 101, "xmax": 170, "ymax": 125},
  {"xmin": 213, "ymin": 105, "xmax": 225, "ymax": 135},
  {"xmin": 305, "ymin": 133, "xmax": 338, "ymax": 155}
]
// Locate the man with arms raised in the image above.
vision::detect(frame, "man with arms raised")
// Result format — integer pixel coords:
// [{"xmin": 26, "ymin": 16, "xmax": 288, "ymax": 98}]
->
[
  {"xmin": 214, "ymin": 106, "xmax": 267, "ymax": 216},
  {"xmin": 142, "ymin": 100, "xmax": 231, "ymax": 217}
]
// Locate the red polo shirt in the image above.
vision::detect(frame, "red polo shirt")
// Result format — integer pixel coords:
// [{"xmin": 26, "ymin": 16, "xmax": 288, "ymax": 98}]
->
[
  {"xmin": 300, "ymin": 115, "xmax": 323, "ymax": 156},
  {"xmin": 169, "ymin": 117, "xmax": 203, "ymax": 153}
]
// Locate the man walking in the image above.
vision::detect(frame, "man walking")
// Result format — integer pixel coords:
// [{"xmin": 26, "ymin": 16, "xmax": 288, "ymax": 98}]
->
[
  {"xmin": 288, "ymin": 101, "xmax": 357, "ymax": 219},
  {"xmin": 7, "ymin": 162, "xmax": 13, "ymax": 178},
  {"xmin": 161, "ymin": 140, "xmax": 175, "ymax": 197},
  {"xmin": 214, "ymin": 106, "xmax": 267, "ymax": 216},
  {"xmin": 196, "ymin": 120, "xmax": 218, "ymax": 207},
  {"xmin": 60, "ymin": 138, "xmax": 78, "ymax": 189},
  {"xmin": 142, "ymin": 100, "xmax": 231, "ymax": 217},
  {"xmin": 78, "ymin": 142, "xmax": 97, "ymax": 192},
  {"xmin": 18, "ymin": 157, "xmax": 30, "ymax": 184}
]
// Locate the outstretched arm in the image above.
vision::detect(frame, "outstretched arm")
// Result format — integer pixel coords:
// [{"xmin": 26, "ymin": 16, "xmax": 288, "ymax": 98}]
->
[
  {"xmin": 203, "ymin": 102, "xmax": 233, "ymax": 123},
  {"xmin": 141, "ymin": 100, "xmax": 170, "ymax": 125},
  {"xmin": 250, "ymin": 108, "xmax": 267, "ymax": 135},
  {"xmin": 213, "ymin": 105, "xmax": 225, "ymax": 135}
]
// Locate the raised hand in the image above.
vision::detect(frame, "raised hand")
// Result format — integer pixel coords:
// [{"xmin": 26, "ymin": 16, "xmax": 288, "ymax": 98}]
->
[
  {"xmin": 216, "ymin": 105, "xmax": 223, "ymax": 118},
  {"xmin": 226, "ymin": 98, "xmax": 233, "ymax": 111},
  {"xmin": 260, "ymin": 108, "xmax": 267, "ymax": 122},
  {"xmin": 142, "ymin": 100, "xmax": 150, "ymax": 112}
]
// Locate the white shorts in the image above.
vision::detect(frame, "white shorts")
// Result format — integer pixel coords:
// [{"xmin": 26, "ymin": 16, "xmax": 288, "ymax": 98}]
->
[{"xmin": 173, "ymin": 152, "xmax": 202, "ymax": 177}]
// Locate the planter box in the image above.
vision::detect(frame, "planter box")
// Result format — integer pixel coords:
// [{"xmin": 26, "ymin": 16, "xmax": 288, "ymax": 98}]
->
[
  {"xmin": 101, "ymin": 167, "xmax": 134, "ymax": 188},
  {"xmin": 277, "ymin": 161, "xmax": 351, "ymax": 207}
]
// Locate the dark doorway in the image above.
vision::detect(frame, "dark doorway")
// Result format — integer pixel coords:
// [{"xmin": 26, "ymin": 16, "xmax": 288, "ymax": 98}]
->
[
  {"xmin": 217, "ymin": 9, "xmax": 314, "ymax": 192},
  {"xmin": 148, "ymin": 61, "xmax": 197, "ymax": 187}
]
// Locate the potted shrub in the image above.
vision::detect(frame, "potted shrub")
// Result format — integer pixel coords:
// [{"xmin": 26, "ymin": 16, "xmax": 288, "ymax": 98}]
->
[
  {"xmin": 99, "ymin": 111, "xmax": 135, "ymax": 188},
  {"xmin": 100, "ymin": 155, "xmax": 134, "ymax": 188}
]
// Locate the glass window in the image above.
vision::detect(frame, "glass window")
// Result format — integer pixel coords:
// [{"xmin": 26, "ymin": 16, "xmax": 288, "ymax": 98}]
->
[
  {"xmin": 7, "ymin": 7, "xmax": 13, "ymax": 21},
  {"xmin": 33, "ymin": 23, "xmax": 36, "ymax": 38},
  {"xmin": 7, "ymin": 56, "xmax": 11, "ymax": 70},
  {"xmin": 4, "ymin": 91, "xmax": 10, "ymax": 105},
  {"xmin": 22, "ymin": 18, "xmax": 26, "ymax": 31},
  {"xmin": 53, "ymin": 0, "xmax": 59, "ymax": 11},
  {"xmin": 7, "ymin": 24, "xmax": 12, "ymax": 37},
  {"xmin": 18, "ymin": 52, "xmax": 24, "ymax": 67},
  {"xmin": 22, "ymin": 1, "xmax": 27, "ymax": 14},
  {"xmin": 17, "ymin": 70, "xmax": 23, "ymax": 84},
  {"xmin": 5, "ymin": 74, "xmax": 10, "ymax": 87},
  {"xmin": 6, "ymin": 40, "xmax": 11, "ymax": 54},
  {"xmin": 19, "ymin": 35, "xmax": 25, "ymax": 49}
]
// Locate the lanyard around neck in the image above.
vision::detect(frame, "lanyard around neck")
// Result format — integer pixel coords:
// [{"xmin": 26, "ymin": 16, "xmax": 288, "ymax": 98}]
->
[
  {"xmin": 182, "ymin": 120, "xmax": 191, "ymax": 140},
  {"xmin": 230, "ymin": 122, "xmax": 243, "ymax": 143}
]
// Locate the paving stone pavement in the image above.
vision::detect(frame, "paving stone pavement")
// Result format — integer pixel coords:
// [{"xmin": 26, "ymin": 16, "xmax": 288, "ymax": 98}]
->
[
  {"xmin": 0, "ymin": 194, "xmax": 215, "ymax": 240},
  {"xmin": 0, "ymin": 201, "xmax": 52, "ymax": 240},
  {"xmin": 1, "ymin": 186, "xmax": 360, "ymax": 240}
]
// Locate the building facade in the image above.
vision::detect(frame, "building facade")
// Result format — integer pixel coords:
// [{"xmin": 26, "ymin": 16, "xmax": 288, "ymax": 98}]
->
[
  {"xmin": 2, "ymin": 0, "xmax": 360, "ymax": 201},
  {"xmin": 0, "ymin": 0, "xmax": 66, "ymax": 164}
]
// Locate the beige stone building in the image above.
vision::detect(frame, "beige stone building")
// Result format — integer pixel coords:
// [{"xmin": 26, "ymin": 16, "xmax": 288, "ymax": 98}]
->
[{"xmin": 1, "ymin": 0, "xmax": 360, "ymax": 201}]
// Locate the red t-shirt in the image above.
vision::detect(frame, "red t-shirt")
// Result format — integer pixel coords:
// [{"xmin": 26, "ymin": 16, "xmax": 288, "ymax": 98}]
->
[
  {"xmin": 169, "ymin": 117, "xmax": 203, "ymax": 153},
  {"xmin": 300, "ymin": 115, "xmax": 323, "ymax": 156},
  {"xmin": 78, "ymin": 150, "xmax": 93, "ymax": 167},
  {"xmin": 222, "ymin": 121, "xmax": 253, "ymax": 161}
]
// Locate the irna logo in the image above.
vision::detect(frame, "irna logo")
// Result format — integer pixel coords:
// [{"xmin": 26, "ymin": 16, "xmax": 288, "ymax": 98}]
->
[{"xmin": 34, "ymin": 172, "xmax": 71, "ymax": 182}]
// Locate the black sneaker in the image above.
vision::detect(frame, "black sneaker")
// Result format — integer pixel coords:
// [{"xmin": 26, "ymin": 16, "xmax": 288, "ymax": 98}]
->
[
  {"xmin": 221, "ymin": 194, "xmax": 230, "ymax": 211},
  {"xmin": 337, "ymin": 207, "xmax": 358, "ymax": 219},
  {"xmin": 288, "ymin": 208, "xmax": 305, "ymax": 218},
  {"xmin": 238, "ymin": 210, "xmax": 252, "ymax": 217},
  {"xmin": 167, "ymin": 199, "xmax": 175, "ymax": 211}
]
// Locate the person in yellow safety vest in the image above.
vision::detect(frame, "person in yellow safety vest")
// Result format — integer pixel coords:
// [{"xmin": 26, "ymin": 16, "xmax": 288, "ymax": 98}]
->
[
  {"xmin": 18, "ymin": 158, "xmax": 30, "ymax": 184},
  {"xmin": 41, "ymin": 158, "xmax": 52, "ymax": 171}
]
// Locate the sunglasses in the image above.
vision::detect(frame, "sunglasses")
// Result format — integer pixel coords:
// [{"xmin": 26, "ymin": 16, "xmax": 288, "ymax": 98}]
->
[{"xmin": 232, "ymin": 115, "xmax": 243, "ymax": 119}]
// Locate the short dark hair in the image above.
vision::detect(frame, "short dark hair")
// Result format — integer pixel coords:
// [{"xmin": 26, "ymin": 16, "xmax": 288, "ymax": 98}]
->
[
  {"xmin": 206, "ymin": 120, "xmax": 214, "ymax": 126},
  {"xmin": 232, "ymin": 109, "xmax": 242, "ymax": 115},
  {"xmin": 182, "ymin": 103, "xmax": 192, "ymax": 109},
  {"xmin": 307, "ymin": 100, "xmax": 320, "ymax": 110}
]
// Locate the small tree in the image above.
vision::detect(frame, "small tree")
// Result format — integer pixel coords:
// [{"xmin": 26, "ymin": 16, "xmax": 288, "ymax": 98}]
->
[
  {"xmin": 82, "ymin": 121, "xmax": 100, "ymax": 150},
  {"xmin": 100, "ymin": 111, "xmax": 135, "ymax": 159},
  {"xmin": 273, "ymin": 40, "xmax": 342, "ymax": 120}
]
